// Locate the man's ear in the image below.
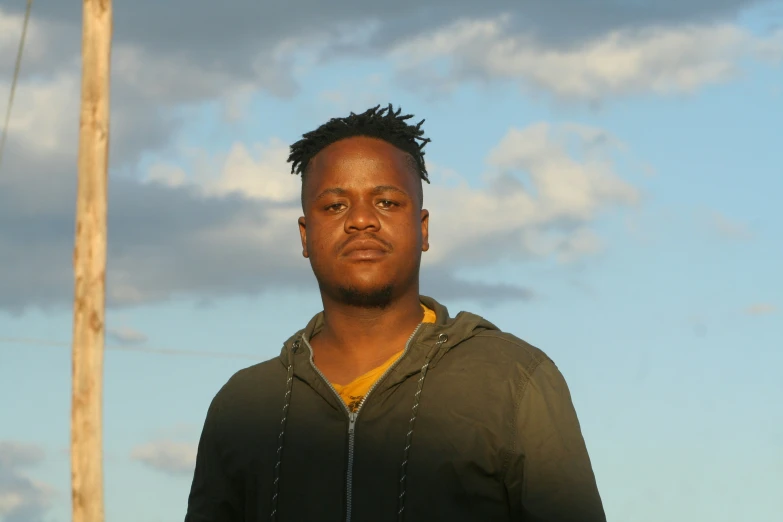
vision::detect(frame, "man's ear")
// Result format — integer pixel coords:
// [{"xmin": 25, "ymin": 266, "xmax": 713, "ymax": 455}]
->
[
  {"xmin": 420, "ymin": 209, "xmax": 429, "ymax": 252},
  {"xmin": 298, "ymin": 216, "xmax": 308, "ymax": 258}
]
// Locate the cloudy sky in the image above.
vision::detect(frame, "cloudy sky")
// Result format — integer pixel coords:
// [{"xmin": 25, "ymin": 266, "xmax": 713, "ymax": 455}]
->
[{"xmin": 1, "ymin": 0, "xmax": 781, "ymax": 520}]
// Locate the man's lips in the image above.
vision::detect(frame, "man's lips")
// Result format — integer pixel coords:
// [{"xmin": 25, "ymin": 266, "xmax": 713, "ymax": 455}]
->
[{"xmin": 341, "ymin": 239, "xmax": 389, "ymax": 259}]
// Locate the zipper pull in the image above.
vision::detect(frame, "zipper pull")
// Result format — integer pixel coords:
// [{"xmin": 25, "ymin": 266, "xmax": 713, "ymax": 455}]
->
[{"xmin": 348, "ymin": 411, "xmax": 357, "ymax": 434}]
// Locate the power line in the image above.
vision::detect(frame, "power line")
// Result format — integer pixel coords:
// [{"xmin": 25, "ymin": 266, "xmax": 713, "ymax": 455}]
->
[
  {"xmin": 0, "ymin": 336, "xmax": 260, "ymax": 360},
  {"xmin": 0, "ymin": 0, "xmax": 33, "ymax": 172}
]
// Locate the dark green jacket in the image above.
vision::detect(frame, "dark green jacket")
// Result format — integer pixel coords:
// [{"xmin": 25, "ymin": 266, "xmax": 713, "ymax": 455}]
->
[{"xmin": 185, "ymin": 296, "xmax": 605, "ymax": 521}]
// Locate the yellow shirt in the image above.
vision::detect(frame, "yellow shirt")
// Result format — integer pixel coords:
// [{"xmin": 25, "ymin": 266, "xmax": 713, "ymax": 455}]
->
[{"xmin": 332, "ymin": 304, "xmax": 436, "ymax": 412}]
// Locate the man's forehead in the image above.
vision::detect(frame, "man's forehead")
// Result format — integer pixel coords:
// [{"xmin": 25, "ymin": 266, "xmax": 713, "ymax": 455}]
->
[
  {"xmin": 310, "ymin": 138, "xmax": 410, "ymax": 170},
  {"xmin": 306, "ymin": 150, "xmax": 416, "ymax": 187},
  {"xmin": 302, "ymin": 137, "xmax": 424, "ymax": 204}
]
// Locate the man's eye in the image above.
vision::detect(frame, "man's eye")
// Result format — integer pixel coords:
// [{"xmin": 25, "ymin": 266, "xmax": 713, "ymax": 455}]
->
[
  {"xmin": 378, "ymin": 200, "xmax": 397, "ymax": 208},
  {"xmin": 325, "ymin": 203, "xmax": 345, "ymax": 211}
]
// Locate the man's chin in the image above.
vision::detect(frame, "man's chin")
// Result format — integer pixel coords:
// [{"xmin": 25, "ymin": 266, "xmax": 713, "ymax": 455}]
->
[{"xmin": 335, "ymin": 284, "xmax": 394, "ymax": 309}]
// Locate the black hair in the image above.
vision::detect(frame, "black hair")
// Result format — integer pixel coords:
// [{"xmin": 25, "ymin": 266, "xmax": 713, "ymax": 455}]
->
[{"xmin": 287, "ymin": 104, "xmax": 431, "ymax": 184}]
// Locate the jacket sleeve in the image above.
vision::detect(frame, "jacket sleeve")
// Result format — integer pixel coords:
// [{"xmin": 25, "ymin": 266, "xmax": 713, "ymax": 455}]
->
[
  {"xmin": 504, "ymin": 358, "xmax": 606, "ymax": 522},
  {"xmin": 185, "ymin": 392, "xmax": 242, "ymax": 522}
]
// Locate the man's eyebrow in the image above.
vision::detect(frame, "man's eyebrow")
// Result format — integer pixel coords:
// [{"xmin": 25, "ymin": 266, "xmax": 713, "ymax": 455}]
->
[
  {"xmin": 313, "ymin": 187, "xmax": 348, "ymax": 202},
  {"xmin": 371, "ymin": 185, "xmax": 409, "ymax": 197},
  {"xmin": 314, "ymin": 185, "xmax": 409, "ymax": 201}
]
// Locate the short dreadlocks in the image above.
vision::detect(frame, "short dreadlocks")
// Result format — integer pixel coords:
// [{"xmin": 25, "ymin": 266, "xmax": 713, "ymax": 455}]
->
[{"xmin": 287, "ymin": 104, "xmax": 431, "ymax": 185}]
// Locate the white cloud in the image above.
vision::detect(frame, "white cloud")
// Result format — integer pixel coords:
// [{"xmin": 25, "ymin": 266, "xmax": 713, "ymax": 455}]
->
[
  {"xmin": 422, "ymin": 122, "xmax": 639, "ymax": 266},
  {"xmin": 156, "ymin": 121, "xmax": 637, "ymax": 272},
  {"xmin": 488, "ymin": 123, "xmax": 638, "ymax": 214},
  {"xmin": 0, "ymin": 441, "xmax": 54, "ymax": 520},
  {"xmin": 745, "ymin": 303, "xmax": 777, "ymax": 316},
  {"xmin": 131, "ymin": 441, "xmax": 197, "ymax": 476},
  {"xmin": 100, "ymin": 119, "xmax": 638, "ymax": 307},
  {"xmin": 144, "ymin": 139, "xmax": 301, "ymax": 203},
  {"xmin": 0, "ymin": 491, "xmax": 24, "ymax": 515},
  {"xmin": 0, "ymin": 7, "xmax": 51, "ymax": 70},
  {"xmin": 316, "ymin": 74, "xmax": 391, "ymax": 116},
  {"xmin": 0, "ymin": 71, "xmax": 80, "ymax": 158},
  {"xmin": 556, "ymin": 228, "xmax": 605, "ymax": 263},
  {"xmin": 1, "ymin": 93, "xmax": 641, "ymax": 311},
  {"xmin": 204, "ymin": 140, "xmax": 300, "ymax": 202},
  {"xmin": 1, "ymin": 0, "xmax": 644, "ymax": 310},
  {"xmin": 708, "ymin": 211, "xmax": 753, "ymax": 240},
  {"xmin": 144, "ymin": 163, "xmax": 188, "ymax": 188},
  {"xmin": 107, "ymin": 326, "xmax": 148, "ymax": 345},
  {"xmin": 391, "ymin": 17, "xmax": 783, "ymax": 101}
]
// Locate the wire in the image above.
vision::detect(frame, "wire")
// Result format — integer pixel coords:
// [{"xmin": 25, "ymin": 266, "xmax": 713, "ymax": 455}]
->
[
  {"xmin": 0, "ymin": 0, "xmax": 33, "ymax": 172},
  {"xmin": 0, "ymin": 336, "xmax": 260, "ymax": 360}
]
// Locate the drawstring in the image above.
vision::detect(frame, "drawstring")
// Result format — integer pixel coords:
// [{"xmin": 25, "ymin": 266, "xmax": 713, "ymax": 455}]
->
[
  {"xmin": 271, "ymin": 333, "xmax": 449, "ymax": 521},
  {"xmin": 398, "ymin": 333, "xmax": 448, "ymax": 521},
  {"xmin": 271, "ymin": 340, "xmax": 297, "ymax": 521}
]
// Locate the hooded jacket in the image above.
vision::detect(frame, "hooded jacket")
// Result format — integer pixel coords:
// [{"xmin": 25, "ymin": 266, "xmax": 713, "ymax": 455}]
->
[{"xmin": 185, "ymin": 296, "xmax": 605, "ymax": 522}]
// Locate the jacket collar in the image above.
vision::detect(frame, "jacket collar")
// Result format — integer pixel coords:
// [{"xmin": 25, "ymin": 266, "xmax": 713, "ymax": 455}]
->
[{"xmin": 277, "ymin": 295, "xmax": 498, "ymax": 407}]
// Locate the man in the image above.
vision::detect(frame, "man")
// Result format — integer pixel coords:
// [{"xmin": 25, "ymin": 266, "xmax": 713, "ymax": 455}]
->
[{"xmin": 185, "ymin": 105, "xmax": 605, "ymax": 521}]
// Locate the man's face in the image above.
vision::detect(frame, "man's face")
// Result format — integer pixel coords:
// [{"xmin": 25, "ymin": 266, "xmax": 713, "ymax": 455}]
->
[{"xmin": 298, "ymin": 136, "xmax": 429, "ymax": 308}]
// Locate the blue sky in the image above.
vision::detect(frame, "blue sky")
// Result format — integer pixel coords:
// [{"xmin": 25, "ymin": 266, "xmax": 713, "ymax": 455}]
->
[{"xmin": 0, "ymin": 1, "xmax": 781, "ymax": 521}]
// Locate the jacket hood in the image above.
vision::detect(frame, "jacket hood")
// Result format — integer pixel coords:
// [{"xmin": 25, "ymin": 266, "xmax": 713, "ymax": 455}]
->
[{"xmin": 278, "ymin": 295, "xmax": 499, "ymax": 368}]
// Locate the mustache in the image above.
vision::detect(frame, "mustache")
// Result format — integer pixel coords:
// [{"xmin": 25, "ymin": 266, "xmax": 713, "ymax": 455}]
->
[{"xmin": 336, "ymin": 234, "xmax": 394, "ymax": 255}]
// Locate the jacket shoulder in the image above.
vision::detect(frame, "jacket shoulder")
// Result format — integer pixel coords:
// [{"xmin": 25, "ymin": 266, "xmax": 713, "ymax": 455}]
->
[
  {"xmin": 470, "ymin": 329, "xmax": 552, "ymax": 370},
  {"xmin": 214, "ymin": 356, "xmax": 286, "ymax": 405}
]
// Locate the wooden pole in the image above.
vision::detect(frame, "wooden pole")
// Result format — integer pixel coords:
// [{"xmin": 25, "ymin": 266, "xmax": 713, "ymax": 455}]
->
[{"xmin": 71, "ymin": 1, "xmax": 112, "ymax": 522}]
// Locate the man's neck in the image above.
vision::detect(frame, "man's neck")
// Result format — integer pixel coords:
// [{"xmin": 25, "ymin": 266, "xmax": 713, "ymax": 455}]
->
[{"xmin": 310, "ymin": 289, "xmax": 424, "ymax": 385}]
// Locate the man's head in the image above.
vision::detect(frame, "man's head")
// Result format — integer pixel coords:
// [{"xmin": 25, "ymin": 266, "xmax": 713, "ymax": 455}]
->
[{"xmin": 288, "ymin": 105, "xmax": 431, "ymax": 309}]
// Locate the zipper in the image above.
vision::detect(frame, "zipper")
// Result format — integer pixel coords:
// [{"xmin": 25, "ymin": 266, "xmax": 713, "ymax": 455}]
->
[
  {"xmin": 302, "ymin": 323, "xmax": 423, "ymax": 522},
  {"xmin": 346, "ymin": 411, "xmax": 357, "ymax": 521},
  {"xmin": 352, "ymin": 324, "xmax": 421, "ymax": 417}
]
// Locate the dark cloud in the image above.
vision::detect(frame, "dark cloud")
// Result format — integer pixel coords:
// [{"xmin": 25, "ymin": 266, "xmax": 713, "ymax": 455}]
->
[
  {"xmin": 0, "ymin": 182, "xmax": 538, "ymax": 312},
  {"xmin": 0, "ymin": 151, "xmax": 305, "ymax": 311},
  {"xmin": 1, "ymin": 0, "xmax": 765, "ymax": 105},
  {"xmin": 0, "ymin": 442, "xmax": 44, "ymax": 469},
  {"xmin": 2, "ymin": 0, "xmax": 762, "ymax": 57},
  {"xmin": 0, "ymin": 148, "xmax": 535, "ymax": 311},
  {"xmin": 0, "ymin": 87, "xmax": 634, "ymax": 314},
  {"xmin": 0, "ymin": 442, "xmax": 52, "ymax": 522},
  {"xmin": 3, "ymin": 0, "xmax": 734, "ymax": 312},
  {"xmin": 2, "ymin": 0, "xmax": 763, "ymax": 163},
  {"xmin": 420, "ymin": 269, "xmax": 535, "ymax": 305}
]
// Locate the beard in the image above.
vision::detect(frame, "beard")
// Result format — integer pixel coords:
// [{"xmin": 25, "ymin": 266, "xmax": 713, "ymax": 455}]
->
[{"xmin": 335, "ymin": 283, "xmax": 394, "ymax": 309}]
